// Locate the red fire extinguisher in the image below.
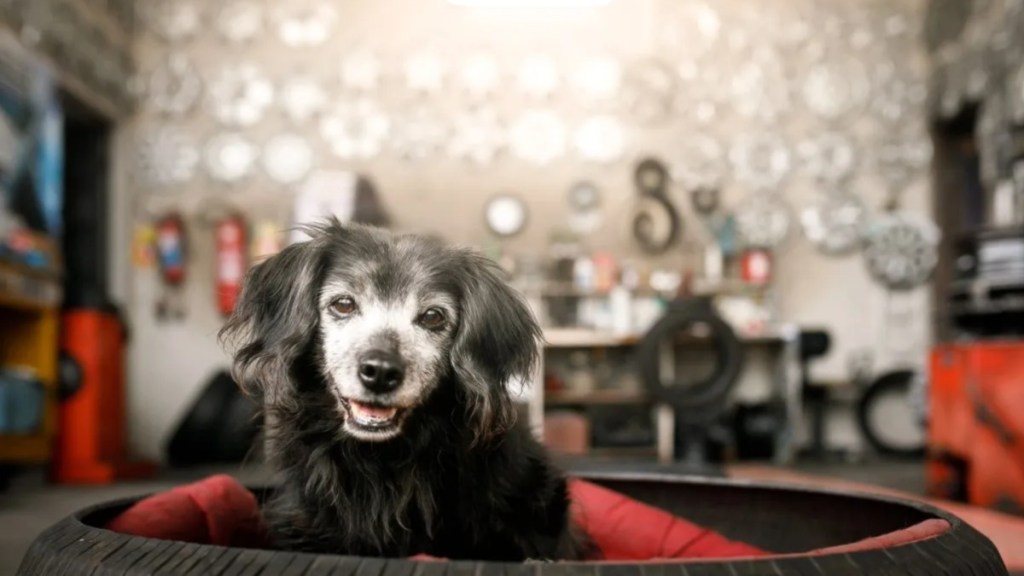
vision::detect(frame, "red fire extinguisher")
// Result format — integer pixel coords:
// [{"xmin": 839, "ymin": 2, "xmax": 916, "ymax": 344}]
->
[
  {"xmin": 153, "ymin": 213, "xmax": 188, "ymax": 320},
  {"xmin": 215, "ymin": 213, "xmax": 248, "ymax": 316},
  {"xmin": 740, "ymin": 249, "xmax": 773, "ymax": 286},
  {"xmin": 155, "ymin": 213, "xmax": 187, "ymax": 286}
]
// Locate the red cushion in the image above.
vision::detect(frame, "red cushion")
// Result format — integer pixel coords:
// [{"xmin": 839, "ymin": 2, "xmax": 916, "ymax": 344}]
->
[
  {"xmin": 105, "ymin": 475, "xmax": 948, "ymax": 563},
  {"xmin": 807, "ymin": 519, "xmax": 950, "ymax": 556},
  {"xmin": 104, "ymin": 474, "xmax": 271, "ymax": 548},
  {"xmin": 568, "ymin": 479, "xmax": 769, "ymax": 561}
]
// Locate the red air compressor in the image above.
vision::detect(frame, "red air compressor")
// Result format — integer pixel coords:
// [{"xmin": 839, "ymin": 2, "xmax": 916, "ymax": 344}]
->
[
  {"xmin": 53, "ymin": 215, "xmax": 167, "ymax": 484},
  {"xmin": 52, "ymin": 307, "xmax": 155, "ymax": 484}
]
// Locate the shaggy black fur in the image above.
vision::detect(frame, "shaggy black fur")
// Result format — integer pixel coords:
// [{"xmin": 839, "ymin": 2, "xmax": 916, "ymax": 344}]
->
[{"xmin": 220, "ymin": 220, "xmax": 593, "ymax": 561}]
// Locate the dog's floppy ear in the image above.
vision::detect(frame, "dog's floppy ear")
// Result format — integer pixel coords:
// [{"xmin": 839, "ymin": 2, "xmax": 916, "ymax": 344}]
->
[
  {"xmin": 219, "ymin": 233, "xmax": 326, "ymax": 402},
  {"xmin": 450, "ymin": 252, "xmax": 542, "ymax": 445}
]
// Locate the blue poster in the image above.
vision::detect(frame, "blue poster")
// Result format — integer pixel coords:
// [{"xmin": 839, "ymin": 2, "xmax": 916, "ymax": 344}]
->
[{"xmin": 0, "ymin": 43, "xmax": 63, "ymax": 239}]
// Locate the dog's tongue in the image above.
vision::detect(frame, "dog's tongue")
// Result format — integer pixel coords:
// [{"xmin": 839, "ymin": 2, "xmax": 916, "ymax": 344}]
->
[{"xmin": 350, "ymin": 400, "xmax": 397, "ymax": 422}]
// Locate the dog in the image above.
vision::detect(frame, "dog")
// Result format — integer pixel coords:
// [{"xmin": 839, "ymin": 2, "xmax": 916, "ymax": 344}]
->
[{"xmin": 220, "ymin": 218, "xmax": 593, "ymax": 561}]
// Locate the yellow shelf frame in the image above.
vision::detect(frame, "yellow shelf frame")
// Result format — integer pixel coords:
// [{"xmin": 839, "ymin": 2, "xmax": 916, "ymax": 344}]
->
[{"xmin": 0, "ymin": 275, "xmax": 60, "ymax": 463}]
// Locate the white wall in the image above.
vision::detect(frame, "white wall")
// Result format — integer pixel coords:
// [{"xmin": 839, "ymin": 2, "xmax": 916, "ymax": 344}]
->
[{"xmin": 118, "ymin": 0, "xmax": 932, "ymax": 461}]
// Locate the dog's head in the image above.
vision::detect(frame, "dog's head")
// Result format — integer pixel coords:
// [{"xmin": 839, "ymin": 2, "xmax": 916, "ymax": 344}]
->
[{"xmin": 220, "ymin": 219, "xmax": 540, "ymax": 444}]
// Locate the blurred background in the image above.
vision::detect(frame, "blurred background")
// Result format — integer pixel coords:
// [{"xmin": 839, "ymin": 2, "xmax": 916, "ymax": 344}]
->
[{"xmin": 0, "ymin": 0, "xmax": 1023, "ymax": 571}]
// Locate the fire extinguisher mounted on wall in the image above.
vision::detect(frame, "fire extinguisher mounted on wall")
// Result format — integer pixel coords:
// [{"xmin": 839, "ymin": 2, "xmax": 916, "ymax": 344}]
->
[
  {"xmin": 193, "ymin": 197, "xmax": 251, "ymax": 318},
  {"xmin": 153, "ymin": 212, "xmax": 188, "ymax": 321},
  {"xmin": 214, "ymin": 212, "xmax": 248, "ymax": 317}
]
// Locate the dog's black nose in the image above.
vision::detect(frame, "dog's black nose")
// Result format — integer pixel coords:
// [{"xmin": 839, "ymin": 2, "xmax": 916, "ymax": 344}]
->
[{"xmin": 357, "ymin": 351, "xmax": 405, "ymax": 393}]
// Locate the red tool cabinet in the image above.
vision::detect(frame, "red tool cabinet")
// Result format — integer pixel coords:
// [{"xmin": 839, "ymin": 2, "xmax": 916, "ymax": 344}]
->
[{"xmin": 928, "ymin": 341, "xmax": 1024, "ymax": 514}]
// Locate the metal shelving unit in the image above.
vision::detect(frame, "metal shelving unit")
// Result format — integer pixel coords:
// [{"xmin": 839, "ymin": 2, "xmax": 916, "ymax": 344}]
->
[{"xmin": 0, "ymin": 257, "xmax": 62, "ymax": 464}]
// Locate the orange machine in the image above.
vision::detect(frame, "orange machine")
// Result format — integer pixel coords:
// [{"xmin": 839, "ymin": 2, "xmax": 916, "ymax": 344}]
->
[
  {"xmin": 51, "ymin": 309, "xmax": 154, "ymax": 484},
  {"xmin": 928, "ymin": 341, "xmax": 1024, "ymax": 515}
]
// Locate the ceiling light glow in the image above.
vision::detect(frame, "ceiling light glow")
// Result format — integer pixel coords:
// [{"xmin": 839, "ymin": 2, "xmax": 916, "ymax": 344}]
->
[{"xmin": 449, "ymin": 0, "xmax": 610, "ymax": 7}]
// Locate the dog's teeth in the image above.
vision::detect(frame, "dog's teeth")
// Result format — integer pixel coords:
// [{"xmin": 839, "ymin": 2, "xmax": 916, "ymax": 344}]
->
[{"xmin": 349, "ymin": 401, "xmax": 398, "ymax": 425}]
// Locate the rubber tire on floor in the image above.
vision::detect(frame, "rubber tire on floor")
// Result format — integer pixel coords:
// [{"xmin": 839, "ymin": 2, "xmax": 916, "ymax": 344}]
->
[
  {"xmin": 635, "ymin": 297, "xmax": 744, "ymax": 419},
  {"xmin": 16, "ymin": 473, "xmax": 1009, "ymax": 575},
  {"xmin": 856, "ymin": 369, "xmax": 927, "ymax": 458},
  {"xmin": 165, "ymin": 370, "xmax": 261, "ymax": 467}
]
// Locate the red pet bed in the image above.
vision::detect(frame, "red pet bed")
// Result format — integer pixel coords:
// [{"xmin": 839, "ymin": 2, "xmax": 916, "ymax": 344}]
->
[
  {"xmin": 105, "ymin": 474, "xmax": 945, "ymax": 562},
  {"xmin": 18, "ymin": 472, "xmax": 1008, "ymax": 575}
]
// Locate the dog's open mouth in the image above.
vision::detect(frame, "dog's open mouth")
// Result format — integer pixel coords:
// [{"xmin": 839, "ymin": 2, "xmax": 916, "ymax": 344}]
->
[{"xmin": 340, "ymin": 398, "xmax": 405, "ymax": 437}]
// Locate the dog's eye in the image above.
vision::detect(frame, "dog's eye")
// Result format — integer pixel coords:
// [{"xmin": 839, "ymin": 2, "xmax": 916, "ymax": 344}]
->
[
  {"xmin": 419, "ymin": 308, "xmax": 446, "ymax": 330},
  {"xmin": 331, "ymin": 297, "xmax": 358, "ymax": 316}
]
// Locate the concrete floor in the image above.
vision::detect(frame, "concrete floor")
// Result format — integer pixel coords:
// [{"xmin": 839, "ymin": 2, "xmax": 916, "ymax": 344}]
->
[
  {"xmin": 0, "ymin": 459, "xmax": 926, "ymax": 575},
  {"xmin": 789, "ymin": 459, "xmax": 928, "ymax": 494},
  {"xmin": 0, "ymin": 463, "xmax": 272, "ymax": 574}
]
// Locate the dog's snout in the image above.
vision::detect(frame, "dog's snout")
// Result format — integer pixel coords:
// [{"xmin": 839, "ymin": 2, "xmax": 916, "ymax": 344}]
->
[{"xmin": 357, "ymin": 350, "xmax": 405, "ymax": 393}]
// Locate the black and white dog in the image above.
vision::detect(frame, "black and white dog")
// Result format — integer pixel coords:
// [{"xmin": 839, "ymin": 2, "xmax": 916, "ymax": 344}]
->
[{"xmin": 220, "ymin": 219, "xmax": 592, "ymax": 561}]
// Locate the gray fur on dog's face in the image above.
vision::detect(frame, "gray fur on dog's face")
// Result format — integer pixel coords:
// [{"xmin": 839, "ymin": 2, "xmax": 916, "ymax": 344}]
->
[
  {"xmin": 221, "ymin": 220, "xmax": 542, "ymax": 446},
  {"xmin": 317, "ymin": 248, "xmax": 461, "ymax": 441}
]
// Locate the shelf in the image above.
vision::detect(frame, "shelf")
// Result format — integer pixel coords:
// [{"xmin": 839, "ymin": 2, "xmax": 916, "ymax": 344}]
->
[
  {"xmin": 543, "ymin": 328, "xmax": 640, "ymax": 348},
  {"xmin": 949, "ymin": 276, "xmax": 1024, "ymax": 293},
  {"xmin": 586, "ymin": 446, "xmax": 659, "ymax": 458},
  {"xmin": 542, "ymin": 326, "xmax": 793, "ymax": 349},
  {"xmin": 529, "ymin": 280, "xmax": 770, "ymax": 299},
  {"xmin": 545, "ymin": 389, "xmax": 651, "ymax": 406},
  {"xmin": 950, "ymin": 296, "xmax": 1024, "ymax": 315},
  {"xmin": 532, "ymin": 283, "xmax": 664, "ymax": 298},
  {"xmin": 0, "ymin": 260, "xmax": 62, "ymax": 313},
  {"xmin": 0, "ymin": 433, "xmax": 52, "ymax": 463},
  {"xmin": 0, "ymin": 289, "xmax": 58, "ymax": 313},
  {"xmin": 0, "ymin": 276, "xmax": 59, "ymax": 463}
]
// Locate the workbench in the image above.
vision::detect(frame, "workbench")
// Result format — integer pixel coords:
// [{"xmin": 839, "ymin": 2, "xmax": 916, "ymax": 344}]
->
[{"xmin": 524, "ymin": 325, "xmax": 804, "ymax": 465}]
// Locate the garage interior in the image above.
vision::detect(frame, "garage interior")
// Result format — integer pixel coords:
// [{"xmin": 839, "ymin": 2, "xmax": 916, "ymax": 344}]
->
[{"xmin": 1, "ymin": 0, "xmax": 1024, "ymax": 573}]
